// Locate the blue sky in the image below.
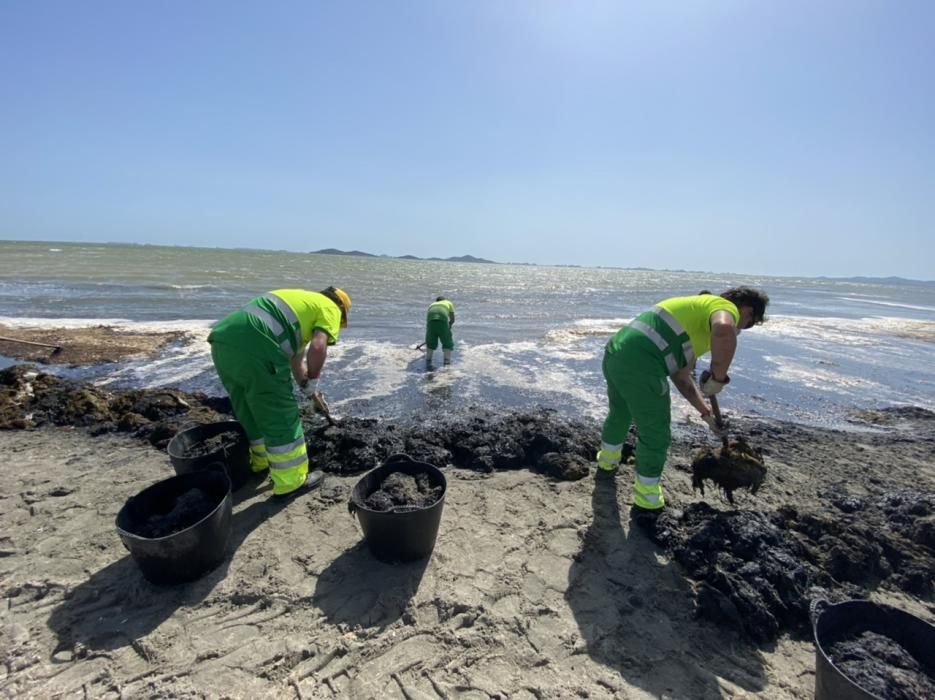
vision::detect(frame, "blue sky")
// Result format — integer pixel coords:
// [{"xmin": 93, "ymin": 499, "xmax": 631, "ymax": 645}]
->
[{"xmin": 1, "ymin": 1, "xmax": 933, "ymax": 278}]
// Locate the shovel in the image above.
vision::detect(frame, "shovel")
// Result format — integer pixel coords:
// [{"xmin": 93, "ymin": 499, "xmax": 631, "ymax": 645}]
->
[
  {"xmin": 0, "ymin": 335, "xmax": 63, "ymax": 356},
  {"xmin": 311, "ymin": 392, "xmax": 339, "ymax": 426},
  {"xmin": 700, "ymin": 370, "xmax": 729, "ymax": 453},
  {"xmin": 709, "ymin": 394, "xmax": 730, "ymax": 453}
]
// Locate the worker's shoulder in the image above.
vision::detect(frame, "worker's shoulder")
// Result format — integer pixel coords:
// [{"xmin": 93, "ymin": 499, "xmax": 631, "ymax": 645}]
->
[{"xmin": 658, "ymin": 295, "xmax": 738, "ymax": 322}]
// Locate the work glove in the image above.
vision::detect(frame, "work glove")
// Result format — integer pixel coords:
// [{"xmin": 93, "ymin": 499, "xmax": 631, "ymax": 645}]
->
[
  {"xmin": 301, "ymin": 378, "xmax": 320, "ymax": 399},
  {"xmin": 699, "ymin": 370, "xmax": 730, "ymax": 397},
  {"xmin": 702, "ymin": 414, "xmax": 728, "ymax": 437}
]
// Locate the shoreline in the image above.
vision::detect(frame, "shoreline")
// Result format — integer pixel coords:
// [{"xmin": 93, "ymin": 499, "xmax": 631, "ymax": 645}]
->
[
  {"xmin": 0, "ymin": 323, "xmax": 185, "ymax": 367},
  {"xmin": 1, "ymin": 363, "xmax": 934, "ymax": 696}
]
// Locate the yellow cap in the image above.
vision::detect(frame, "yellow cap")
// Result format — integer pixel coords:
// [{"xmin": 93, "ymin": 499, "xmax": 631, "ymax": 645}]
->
[{"xmin": 333, "ymin": 287, "xmax": 351, "ymax": 327}]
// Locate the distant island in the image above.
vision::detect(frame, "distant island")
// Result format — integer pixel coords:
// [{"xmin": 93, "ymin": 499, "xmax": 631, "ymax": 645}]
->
[
  {"xmin": 311, "ymin": 248, "xmax": 497, "ymax": 264},
  {"xmin": 816, "ymin": 275, "xmax": 935, "ymax": 287}
]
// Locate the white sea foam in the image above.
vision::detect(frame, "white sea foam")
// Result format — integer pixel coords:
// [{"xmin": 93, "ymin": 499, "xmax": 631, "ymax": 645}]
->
[
  {"xmin": 0, "ymin": 316, "xmax": 214, "ymax": 333},
  {"xmin": 759, "ymin": 315, "xmax": 935, "ymax": 344},
  {"xmin": 836, "ymin": 297, "xmax": 935, "ymax": 313},
  {"xmin": 3, "ymin": 306, "xmax": 934, "ymax": 429}
]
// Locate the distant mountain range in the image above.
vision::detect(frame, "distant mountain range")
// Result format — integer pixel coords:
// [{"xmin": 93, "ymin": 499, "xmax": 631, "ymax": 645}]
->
[
  {"xmin": 311, "ymin": 248, "xmax": 497, "ymax": 264},
  {"xmin": 307, "ymin": 250, "xmax": 935, "ymax": 283},
  {"xmin": 817, "ymin": 275, "xmax": 935, "ymax": 286}
]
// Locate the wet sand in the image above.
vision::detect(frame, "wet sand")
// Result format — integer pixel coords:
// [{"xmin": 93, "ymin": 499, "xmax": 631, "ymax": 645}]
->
[
  {"xmin": 0, "ymin": 324, "xmax": 184, "ymax": 366},
  {"xmin": 1, "ymin": 364, "xmax": 934, "ymax": 698}
]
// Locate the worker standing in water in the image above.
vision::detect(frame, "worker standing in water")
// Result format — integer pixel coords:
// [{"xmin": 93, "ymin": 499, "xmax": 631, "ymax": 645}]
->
[
  {"xmin": 208, "ymin": 287, "xmax": 351, "ymax": 497},
  {"xmin": 424, "ymin": 296, "xmax": 455, "ymax": 368},
  {"xmin": 596, "ymin": 287, "xmax": 769, "ymax": 511}
]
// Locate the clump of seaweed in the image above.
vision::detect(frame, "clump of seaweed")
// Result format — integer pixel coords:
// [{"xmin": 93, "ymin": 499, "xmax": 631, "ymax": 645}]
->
[{"xmin": 691, "ymin": 435, "xmax": 767, "ymax": 504}]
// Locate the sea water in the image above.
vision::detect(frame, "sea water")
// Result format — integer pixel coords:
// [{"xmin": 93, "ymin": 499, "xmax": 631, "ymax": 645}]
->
[{"xmin": 2, "ymin": 240, "xmax": 934, "ymax": 431}]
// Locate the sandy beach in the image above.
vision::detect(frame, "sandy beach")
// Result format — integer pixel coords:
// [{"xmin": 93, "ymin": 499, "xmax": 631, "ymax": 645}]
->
[{"xmin": 1, "ymin": 358, "xmax": 933, "ymax": 698}]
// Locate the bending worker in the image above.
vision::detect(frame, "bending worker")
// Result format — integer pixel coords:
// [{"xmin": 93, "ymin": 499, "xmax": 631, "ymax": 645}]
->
[
  {"xmin": 424, "ymin": 296, "xmax": 455, "ymax": 367},
  {"xmin": 208, "ymin": 287, "xmax": 352, "ymax": 497},
  {"xmin": 596, "ymin": 286, "xmax": 769, "ymax": 511}
]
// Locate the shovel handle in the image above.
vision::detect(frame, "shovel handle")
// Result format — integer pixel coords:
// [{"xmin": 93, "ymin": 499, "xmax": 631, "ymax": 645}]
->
[
  {"xmin": 709, "ymin": 396, "xmax": 729, "ymax": 451},
  {"xmin": 312, "ymin": 394, "xmax": 339, "ymax": 426},
  {"xmin": 699, "ymin": 370, "xmax": 729, "ymax": 451},
  {"xmin": 0, "ymin": 335, "xmax": 62, "ymax": 351}
]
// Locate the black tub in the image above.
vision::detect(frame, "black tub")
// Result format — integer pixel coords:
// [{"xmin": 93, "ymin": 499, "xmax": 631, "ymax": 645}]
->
[
  {"xmin": 116, "ymin": 470, "xmax": 232, "ymax": 585},
  {"xmin": 167, "ymin": 420, "xmax": 251, "ymax": 491},
  {"xmin": 812, "ymin": 598, "xmax": 935, "ymax": 700},
  {"xmin": 348, "ymin": 453, "xmax": 446, "ymax": 563}
]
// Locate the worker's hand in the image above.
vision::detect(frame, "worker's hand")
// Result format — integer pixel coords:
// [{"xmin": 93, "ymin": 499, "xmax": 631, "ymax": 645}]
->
[
  {"xmin": 699, "ymin": 370, "xmax": 730, "ymax": 397},
  {"xmin": 301, "ymin": 377, "xmax": 320, "ymax": 399},
  {"xmin": 702, "ymin": 413, "xmax": 728, "ymax": 437}
]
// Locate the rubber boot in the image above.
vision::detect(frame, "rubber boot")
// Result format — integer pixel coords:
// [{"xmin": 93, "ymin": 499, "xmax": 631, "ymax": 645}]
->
[
  {"xmin": 443, "ymin": 349, "xmax": 451, "ymax": 365},
  {"xmin": 273, "ymin": 470, "xmax": 324, "ymax": 499},
  {"xmin": 425, "ymin": 349, "xmax": 434, "ymax": 368}
]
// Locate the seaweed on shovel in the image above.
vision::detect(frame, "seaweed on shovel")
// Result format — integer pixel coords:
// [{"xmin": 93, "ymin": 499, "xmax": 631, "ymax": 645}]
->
[
  {"xmin": 691, "ymin": 379, "xmax": 767, "ymax": 504},
  {"xmin": 691, "ymin": 435, "xmax": 767, "ymax": 504}
]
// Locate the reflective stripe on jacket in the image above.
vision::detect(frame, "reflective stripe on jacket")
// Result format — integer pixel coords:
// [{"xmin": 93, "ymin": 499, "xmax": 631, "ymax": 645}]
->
[
  {"xmin": 241, "ymin": 290, "xmax": 342, "ymax": 358},
  {"xmin": 612, "ymin": 295, "xmax": 740, "ymax": 376}
]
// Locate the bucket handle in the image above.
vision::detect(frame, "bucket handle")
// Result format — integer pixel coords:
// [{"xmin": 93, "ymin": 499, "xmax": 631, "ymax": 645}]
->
[
  {"xmin": 809, "ymin": 597, "xmax": 831, "ymax": 630},
  {"xmin": 346, "ymin": 501, "xmax": 365, "ymax": 536}
]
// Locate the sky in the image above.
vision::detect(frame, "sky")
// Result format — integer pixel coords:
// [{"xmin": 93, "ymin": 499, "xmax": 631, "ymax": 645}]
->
[{"xmin": 1, "ymin": 1, "xmax": 933, "ymax": 278}]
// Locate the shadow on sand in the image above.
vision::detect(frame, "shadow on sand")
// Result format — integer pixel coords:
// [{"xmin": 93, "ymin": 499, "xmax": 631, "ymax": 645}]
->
[
  {"xmin": 46, "ymin": 476, "xmax": 288, "ymax": 655},
  {"xmin": 565, "ymin": 471, "xmax": 770, "ymax": 698},
  {"xmin": 313, "ymin": 543, "xmax": 429, "ymax": 631}
]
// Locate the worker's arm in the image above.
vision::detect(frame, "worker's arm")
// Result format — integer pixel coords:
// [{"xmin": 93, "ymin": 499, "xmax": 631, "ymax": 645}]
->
[
  {"xmin": 708, "ymin": 310, "xmax": 737, "ymax": 382},
  {"xmin": 290, "ymin": 346, "xmax": 307, "ymax": 386},
  {"xmin": 449, "ymin": 310, "xmax": 455, "ymax": 326},
  {"xmin": 304, "ymin": 330, "xmax": 330, "ymax": 383},
  {"xmin": 672, "ymin": 365, "xmax": 711, "ymax": 418},
  {"xmin": 292, "ymin": 330, "xmax": 330, "ymax": 390}
]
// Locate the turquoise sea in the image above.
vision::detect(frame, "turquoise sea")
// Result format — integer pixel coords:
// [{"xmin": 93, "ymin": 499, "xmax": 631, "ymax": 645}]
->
[{"xmin": 2, "ymin": 241, "xmax": 934, "ymax": 431}]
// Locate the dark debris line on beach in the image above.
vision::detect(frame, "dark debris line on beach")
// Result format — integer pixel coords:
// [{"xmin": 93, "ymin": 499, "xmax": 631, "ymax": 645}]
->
[
  {"xmin": 0, "ymin": 365, "xmax": 596, "ymax": 479},
  {"xmin": 3, "ymin": 364, "xmax": 935, "ymax": 646}
]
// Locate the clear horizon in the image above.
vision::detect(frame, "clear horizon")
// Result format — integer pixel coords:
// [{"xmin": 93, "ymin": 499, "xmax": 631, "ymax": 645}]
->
[{"xmin": 2, "ymin": 2, "xmax": 933, "ymax": 279}]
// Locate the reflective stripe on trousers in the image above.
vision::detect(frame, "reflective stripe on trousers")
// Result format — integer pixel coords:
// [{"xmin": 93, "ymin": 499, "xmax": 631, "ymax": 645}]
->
[
  {"xmin": 249, "ymin": 438, "xmax": 269, "ymax": 472},
  {"xmin": 596, "ymin": 441, "xmax": 623, "ymax": 470},
  {"xmin": 633, "ymin": 474, "xmax": 665, "ymax": 510},
  {"xmin": 267, "ymin": 435, "xmax": 309, "ymax": 495}
]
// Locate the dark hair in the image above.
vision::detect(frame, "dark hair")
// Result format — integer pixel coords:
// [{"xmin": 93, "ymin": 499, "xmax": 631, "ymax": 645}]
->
[
  {"xmin": 721, "ymin": 286, "xmax": 770, "ymax": 324},
  {"xmin": 435, "ymin": 296, "xmax": 447, "ymax": 302},
  {"xmin": 698, "ymin": 289, "xmax": 712, "ymax": 295}
]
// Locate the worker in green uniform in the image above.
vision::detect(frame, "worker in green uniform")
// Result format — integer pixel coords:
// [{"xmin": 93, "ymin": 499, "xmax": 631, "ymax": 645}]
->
[
  {"xmin": 208, "ymin": 287, "xmax": 352, "ymax": 497},
  {"xmin": 424, "ymin": 296, "xmax": 455, "ymax": 367},
  {"xmin": 596, "ymin": 286, "xmax": 769, "ymax": 510}
]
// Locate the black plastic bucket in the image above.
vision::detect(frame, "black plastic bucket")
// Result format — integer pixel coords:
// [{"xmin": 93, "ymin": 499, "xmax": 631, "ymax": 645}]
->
[
  {"xmin": 348, "ymin": 453, "xmax": 446, "ymax": 563},
  {"xmin": 167, "ymin": 420, "xmax": 251, "ymax": 491},
  {"xmin": 116, "ymin": 470, "xmax": 232, "ymax": 585},
  {"xmin": 812, "ymin": 598, "xmax": 935, "ymax": 700}
]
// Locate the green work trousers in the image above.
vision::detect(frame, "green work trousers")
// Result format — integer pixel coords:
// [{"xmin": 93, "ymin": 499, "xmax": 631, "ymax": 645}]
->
[
  {"xmin": 209, "ymin": 318, "xmax": 308, "ymax": 494},
  {"xmin": 425, "ymin": 318, "xmax": 454, "ymax": 351},
  {"xmin": 601, "ymin": 338, "xmax": 672, "ymax": 479}
]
